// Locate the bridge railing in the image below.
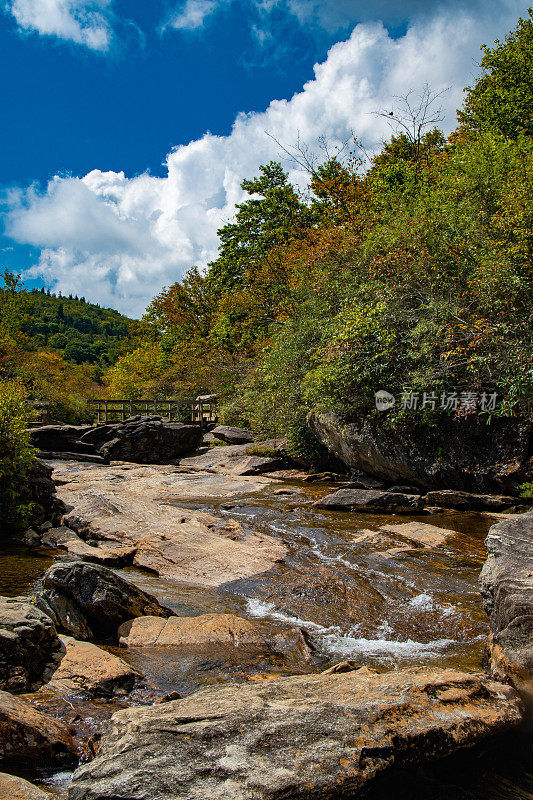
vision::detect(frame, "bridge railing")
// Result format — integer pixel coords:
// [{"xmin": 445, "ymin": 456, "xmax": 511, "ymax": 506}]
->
[{"xmin": 88, "ymin": 399, "xmax": 218, "ymax": 426}]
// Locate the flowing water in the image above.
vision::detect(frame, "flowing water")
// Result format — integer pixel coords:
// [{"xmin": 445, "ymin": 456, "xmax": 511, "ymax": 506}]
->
[{"xmin": 3, "ymin": 475, "xmax": 533, "ymax": 797}]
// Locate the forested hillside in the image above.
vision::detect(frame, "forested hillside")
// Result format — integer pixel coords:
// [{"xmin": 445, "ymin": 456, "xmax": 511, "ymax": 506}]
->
[
  {"xmin": 106, "ymin": 12, "xmax": 533, "ymax": 461},
  {"xmin": 0, "ymin": 275, "xmax": 139, "ymax": 422},
  {"xmin": 18, "ymin": 287, "xmax": 138, "ymax": 366}
]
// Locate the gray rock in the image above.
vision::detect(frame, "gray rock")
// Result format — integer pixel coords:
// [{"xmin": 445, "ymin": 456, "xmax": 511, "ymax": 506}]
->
[
  {"xmin": 35, "ymin": 590, "xmax": 94, "ymax": 642},
  {"xmin": 425, "ymin": 489, "xmax": 517, "ymax": 511},
  {"xmin": 308, "ymin": 410, "xmax": 532, "ymax": 493},
  {"xmin": 67, "ymin": 667, "xmax": 522, "ymax": 800},
  {"xmin": 98, "ymin": 419, "xmax": 202, "ymax": 463},
  {"xmin": 29, "ymin": 425, "xmax": 94, "ymax": 454},
  {"xmin": 179, "ymin": 441, "xmax": 288, "ymax": 476},
  {"xmin": 388, "ymin": 485, "xmax": 421, "ymax": 495},
  {"xmin": 315, "ymin": 488, "xmax": 422, "ymax": 514},
  {"xmin": 480, "ymin": 510, "xmax": 533, "ymax": 700},
  {"xmin": 41, "ymin": 561, "xmax": 173, "ymax": 641},
  {"xmin": 22, "ymin": 528, "xmax": 40, "ymax": 546},
  {"xmin": 0, "ymin": 597, "xmax": 61, "ymax": 693},
  {"xmin": 211, "ymin": 425, "xmax": 255, "ymax": 445}
]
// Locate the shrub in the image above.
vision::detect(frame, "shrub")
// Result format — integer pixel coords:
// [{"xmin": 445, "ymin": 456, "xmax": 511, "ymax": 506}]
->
[{"xmin": 0, "ymin": 380, "xmax": 36, "ymax": 531}]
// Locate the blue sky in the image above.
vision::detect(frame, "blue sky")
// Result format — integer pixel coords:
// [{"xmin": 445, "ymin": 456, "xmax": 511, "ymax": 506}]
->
[{"xmin": 0, "ymin": 0, "xmax": 528, "ymax": 315}]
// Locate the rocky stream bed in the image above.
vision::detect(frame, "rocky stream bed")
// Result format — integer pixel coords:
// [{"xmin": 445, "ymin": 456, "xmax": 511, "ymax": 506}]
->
[{"xmin": 1, "ymin": 429, "xmax": 533, "ymax": 799}]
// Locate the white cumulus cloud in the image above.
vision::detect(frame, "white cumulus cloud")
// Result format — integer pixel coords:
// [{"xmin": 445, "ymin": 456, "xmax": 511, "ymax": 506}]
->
[
  {"xmin": 7, "ymin": 0, "xmax": 114, "ymax": 50},
  {"xmin": 4, "ymin": 2, "xmax": 527, "ymax": 316}
]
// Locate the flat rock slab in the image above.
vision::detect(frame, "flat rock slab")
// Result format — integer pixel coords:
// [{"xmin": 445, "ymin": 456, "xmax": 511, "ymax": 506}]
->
[
  {"xmin": 41, "ymin": 527, "xmax": 134, "ymax": 566},
  {"xmin": 380, "ymin": 522, "xmax": 454, "ymax": 548},
  {"xmin": 179, "ymin": 442, "xmax": 286, "ymax": 476},
  {"xmin": 425, "ymin": 489, "xmax": 517, "ymax": 511},
  {"xmin": 46, "ymin": 636, "xmax": 138, "ymax": 697},
  {"xmin": 0, "ymin": 689, "xmax": 77, "ymax": 767},
  {"xmin": 0, "ymin": 772, "xmax": 51, "ymax": 799},
  {"xmin": 481, "ymin": 510, "xmax": 533, "ymax": 700},
  {"xmin": 68, "ymin": 668, "xmax": 522, "ymax": 800},
  {"xmin": 51, "ymin": 463, "xmax": 286, "ymax": 587},
  {"xmin": 117, "ymin": 614, "xmax": 311, "ymax": 665},
  {"xmin": 315, "ymin": 488, "xmax": 422, "ymax": 513}
]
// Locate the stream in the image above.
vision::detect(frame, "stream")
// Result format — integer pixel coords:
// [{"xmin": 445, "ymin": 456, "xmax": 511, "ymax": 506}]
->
[{"xmin": 2, "ymin": 471, "xmax": 533, "ymax": 797}]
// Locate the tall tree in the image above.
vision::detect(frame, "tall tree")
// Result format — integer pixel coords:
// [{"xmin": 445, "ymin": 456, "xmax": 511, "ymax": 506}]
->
[{"xmin": 207, "ymin": 162, "xmax": 312, "ymax": 293}]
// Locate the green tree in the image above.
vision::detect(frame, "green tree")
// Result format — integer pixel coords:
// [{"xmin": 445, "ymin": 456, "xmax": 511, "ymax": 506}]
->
[
  {"xmin": 460, "ymin": 9, "xmax": 533, "ymax": 139},
  {"xmin": 207, "ymin": 162, "xmax": 312, "ymax": 292}
]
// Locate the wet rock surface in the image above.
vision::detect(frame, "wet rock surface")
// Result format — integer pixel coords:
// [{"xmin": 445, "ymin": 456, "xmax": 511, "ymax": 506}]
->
[
  {"xmin": 0, "ymin": 689, "xmax": 77, "ymax": 768},
  {"xmin": 39, "ymin": 562, "xmax": 172, "ymax": 641},
  {"xmin": 0, "ymin": 597, "xmax": 61, "ymax": 693},
  {"xmin": 480, "ymin": 510, "xmax": 533, "ymax": 700},
  {"xmin": 67, "ymin": 668, "xmax": 522, "ymax": 800},
  {"xmin": 49, "ymin": 461, "xmax": 286, "ymax": 587}
]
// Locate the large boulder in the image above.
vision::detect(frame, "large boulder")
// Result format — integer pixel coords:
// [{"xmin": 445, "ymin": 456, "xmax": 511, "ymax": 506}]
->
[
  {"xmin": 308, "ymin": 410, "xmax": 532, "ymax": 493},
  {"xmin": 39, "ymin": 561, "xmax": 173, "ymax": 641},
  {"xmin": 480, "ymin": 510, "xmax": 533, "ymax": 701},
  {"xmin": 0, "ymin": 598, "xmax": 62, "ymax": 693},
  {"xmin": 211, "ymin": 426, "xmax": 255, "ymax": 445},
  {"xmin": 315, "ymin": 488, "xmax": 422, "ymax": 514},
  {"xmin": 97, "ymin": 417, "xmax": 202, "ymax": 463},
  {"xmin": 68, "ymin": 667, "xmax": 521, "ymax": 800},
  {"xmin": 0, "ymin": 689, "xmax": 77, "ymax": 768}
]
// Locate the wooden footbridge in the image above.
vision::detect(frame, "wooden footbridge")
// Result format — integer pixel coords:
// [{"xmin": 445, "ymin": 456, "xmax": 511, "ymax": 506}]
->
[{"xmin": 88, "ymin": 397, "xmax": 218, "ymax": 425}]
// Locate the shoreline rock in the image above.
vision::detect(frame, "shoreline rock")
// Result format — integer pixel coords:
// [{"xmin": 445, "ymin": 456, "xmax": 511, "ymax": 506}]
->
[
  {"xmin": 0, "ymin": 689, "xmax": 77, "ymax": 768},
  {"xmin": 308, "ymin": 410, "xmax": 532, "ymax": 494},
  {"xmin": 0, "ymin": 772, "xmax": 52, "ymax": 799},
  {"xmin": 480, "ymin": 510, "xmax": 533, "ymax": 702},
  {"xmin": 45, "ymin": 636, "xmax": 139, "ymax": 698},
  {"xmin": 0, "ymin": 598, "xmax": 62, "ymax": 694},
  {"xmin": 315, "ymin": 488, "xmax": 423, "ymax": 513},
  {"xmin": 117, "ymin": 613, "xmax": 312, "ymax": 665},
  {"xmin": 67, "ymin": 667, "xmax": 522, "ymax": 800}
]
